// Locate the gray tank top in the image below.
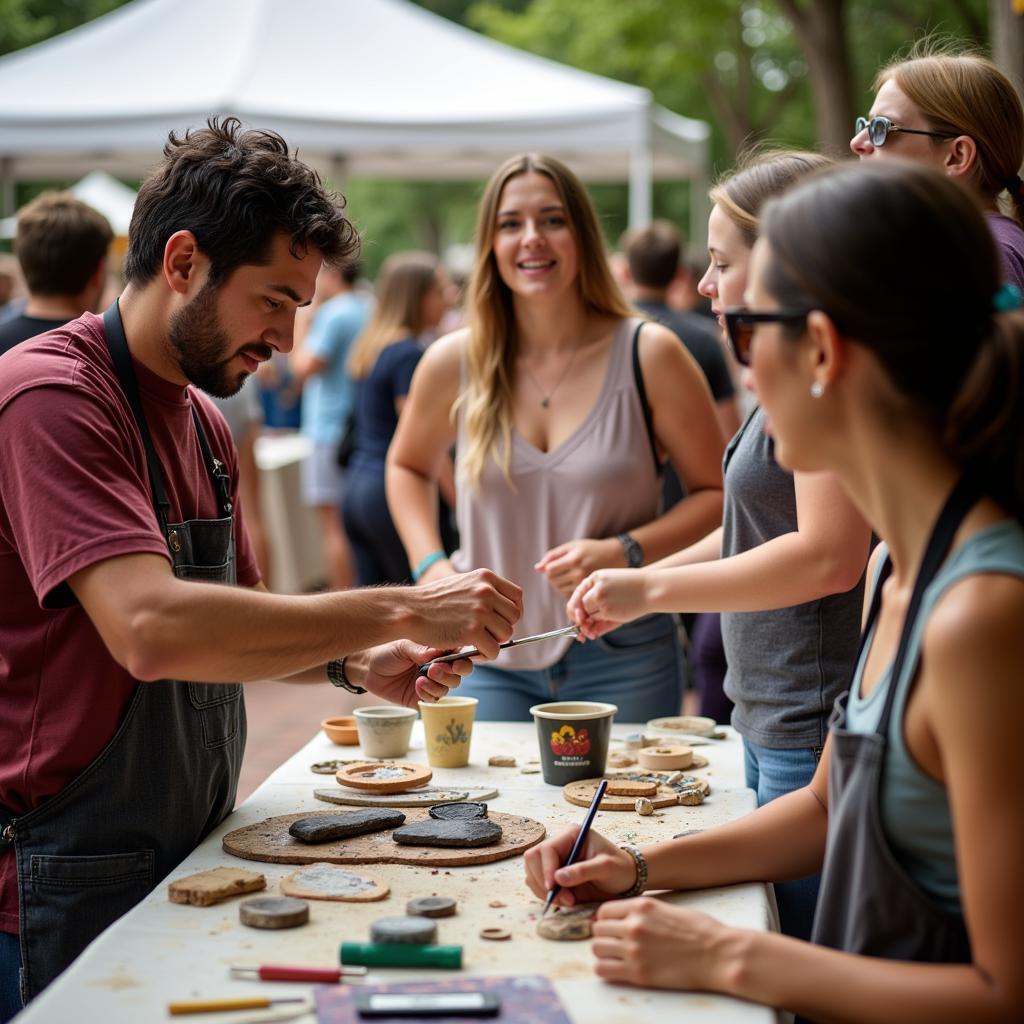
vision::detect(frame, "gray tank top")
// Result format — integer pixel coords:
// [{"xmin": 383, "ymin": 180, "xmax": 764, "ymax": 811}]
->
[
  {"xmin": 451, "ymin": 318, "xmax": 661, "ymax": 670},
  {"xmin": 846, "ymin": 519, "xmax": 1024, "ymax": 913},
  {"xmin": 720, "ymin": 407, "xmax": 865, "ymax": 748}
]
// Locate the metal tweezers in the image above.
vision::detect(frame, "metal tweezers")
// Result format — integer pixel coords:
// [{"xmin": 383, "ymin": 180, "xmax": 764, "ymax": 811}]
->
[{"xmin": 417, "ymin": 624, "xmax": 580, "ymax": 675}]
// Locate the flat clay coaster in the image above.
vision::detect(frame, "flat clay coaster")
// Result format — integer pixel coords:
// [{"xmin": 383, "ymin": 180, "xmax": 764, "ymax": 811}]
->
[
  {"xmin": 289, "ymin": 809, "xmax": 406, "ymax": 843},
  {"xmin": 565, "ymin": 773, "xmax": 710, "ymax": 811},
  {"xmin": 638, "ymin": 745, "xmax": 694, "ymax": 771},
  {"xmin": 370, "ymin": 916, "xmax": 438, "ymax": 945},
  {"xmin": 314, "ymin": 786, "xmax": 498, "ymax": 808},
  {"xmin": 223, "ymin": 808, "xmax": 544, "ymax": 868},
  {"xmin": 168, "ymin": 866, "xmax": 266, "ymax": 907},
  {"xmin": 280, "ymin": 863, "xmax": 389, "ymax": 902},
  {"xmin": 537, "ymin": 907, "xmax": 595, "ymax": 941},
  {"xmin": 606, "ymin": 779, "xmax": 657, "ymax": 797},
  {"xmin": 239, "ymin": 896, "xmax": 309, "ymax": 929},
  {"xmin": 392, "ymin": 818, "xmax": 502, "ymax": 848},
  {"xmin": 406, "ymin": 896, "xmax": 457, "ymax": 918},
  {"xmin": 428, "ymin": 802, "xmax": 487, "ymax": 820},
  {"xmin": 336, "ymin": 762, "xmax": 432, "ymax": 793}
]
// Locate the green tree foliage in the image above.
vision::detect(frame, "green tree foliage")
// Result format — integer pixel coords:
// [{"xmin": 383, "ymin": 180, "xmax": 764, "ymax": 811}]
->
[{"xmin": 0, "ymin": 0, "xmax": 130, "ymax": 58}]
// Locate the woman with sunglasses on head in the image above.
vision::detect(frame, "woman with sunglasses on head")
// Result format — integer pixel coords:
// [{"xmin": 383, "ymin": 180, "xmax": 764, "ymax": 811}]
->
[
  {"xmin": 386, "ymin": 153, "xmax": 724, "ymax": 724},
  {"xmin": 567, "ymin": 150, "xmax": 873, "ymax": 940},
  {"xmin": 528, "ymin": 160, "xmax": 1024, "ymax": 1022},
  {"xmin": 852, "ymin": 43, "xmax": 1024, "ymax": 289}
]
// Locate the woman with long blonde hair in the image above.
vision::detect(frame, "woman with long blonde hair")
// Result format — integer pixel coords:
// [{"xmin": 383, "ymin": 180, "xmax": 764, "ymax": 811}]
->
[
  {"xmin": 341, "ymin": 251, "xmax": 449, "ymax": 585},
  {"xmin": 387, "ymin": 153, "xmax": 724, "ymax": 721}
]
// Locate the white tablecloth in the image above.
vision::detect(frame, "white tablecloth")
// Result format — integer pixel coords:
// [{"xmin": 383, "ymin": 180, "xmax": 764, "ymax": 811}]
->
[{"xmin": 14, "ymin": 722, "xmax": 776, "ymax": 1024}]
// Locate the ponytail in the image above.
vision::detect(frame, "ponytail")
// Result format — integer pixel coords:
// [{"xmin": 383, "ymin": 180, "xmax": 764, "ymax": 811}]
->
[{"xmin": 946, "ymin": 312, "xmax": 1024, "ymax": 521}]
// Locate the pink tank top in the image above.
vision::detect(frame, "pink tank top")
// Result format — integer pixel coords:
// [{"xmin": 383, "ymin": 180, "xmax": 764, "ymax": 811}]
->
[{"xmin": 451, "ymin": 317, "xmax": 661, "ymax": 669}]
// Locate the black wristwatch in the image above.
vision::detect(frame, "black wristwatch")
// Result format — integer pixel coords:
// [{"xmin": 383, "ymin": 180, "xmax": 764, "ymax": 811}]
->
[
  {"xmin": 327, "ymin": 656, "xmax": 367, "ymax": 694},
  {"xmin": 616, "ymin": 532, "xmax": 644, "ymax": 568}
]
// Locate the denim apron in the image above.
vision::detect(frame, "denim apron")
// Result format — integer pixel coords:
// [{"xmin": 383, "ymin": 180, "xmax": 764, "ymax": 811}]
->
[
  {"xmin": 0, "ymin": 301, "xmax": 245, "ymax": 1004},
  {"xmin": 809, "ymin": 476, "xmax": 976, "ymax": 973}
]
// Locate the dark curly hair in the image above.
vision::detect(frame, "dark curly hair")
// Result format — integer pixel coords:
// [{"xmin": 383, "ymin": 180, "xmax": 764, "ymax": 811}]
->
[{"xmin": 124, "ymin": 116, "xmax": 358, "ymax": 285}]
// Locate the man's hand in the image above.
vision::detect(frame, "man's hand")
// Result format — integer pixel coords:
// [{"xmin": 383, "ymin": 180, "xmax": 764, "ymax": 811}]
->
[
  {"xmin": 359, "ymin": 639, "xmax": 474, "ymax": 707},
  {"xmin": 535, "ymin": 538, "xmax": 623, "ymax": 597},
  {"xmin": 409, "ymin": 568, "xmax": 523, "ymax": 658},
  {"xmin": 523, "ymin": 825, "xmax": 637, "ymax": 909}
]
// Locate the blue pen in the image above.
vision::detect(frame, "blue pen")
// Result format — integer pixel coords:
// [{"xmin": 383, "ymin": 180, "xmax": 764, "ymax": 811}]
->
[{"xmin": 542, "ymin": 778, "xmax": 609, "ymax": 916}]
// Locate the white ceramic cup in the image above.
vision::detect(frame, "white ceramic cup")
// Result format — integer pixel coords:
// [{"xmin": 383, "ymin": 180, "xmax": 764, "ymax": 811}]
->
[{"xmin": 353, "ymin": 705, "xmax": 418, "ymax": 758}]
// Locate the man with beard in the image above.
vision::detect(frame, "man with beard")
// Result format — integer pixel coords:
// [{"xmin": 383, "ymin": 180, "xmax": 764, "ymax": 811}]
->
[{"xmin": 0, "ymin": 118, "xmax": 522, "ymax": 1020}]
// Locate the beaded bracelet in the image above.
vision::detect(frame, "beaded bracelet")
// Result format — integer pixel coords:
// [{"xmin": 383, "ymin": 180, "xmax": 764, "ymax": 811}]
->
[{"xmin": 619, "ymin": 844, "xmax": 648, "ymax": 898}]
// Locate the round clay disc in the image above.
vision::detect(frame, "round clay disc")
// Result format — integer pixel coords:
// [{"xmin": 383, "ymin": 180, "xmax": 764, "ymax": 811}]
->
[
  {"xmin": 638, "ymin": 745, "xmax": 693, "ymax": 771},
  {"xmin": 537, "ymin": 909, "xmax": 594, "ymax": 942},
  {"xmin": 370, "ymin": 916, "xmax": 439, "ymax": 945},
  {"xmin": 406, "ymin": 896, "xmax": 458, "ymax": 919},
  {"xmin": 479, "ymin": 927, "xmax": 511, "ymax": 941},
  {"xmin": 280, "ymin": 863, "xmax": 390, "ymax": 903},
  {"xmin": 428, "ymin": 802, "xmax": 487, "ymax": 821},
  {"xmin": 336, "ymin": 762, "xmax": 432, "ymax": 793},
  {"xmin": 239, "ymin": 896, "xmax": 309, "ymax": 929}
]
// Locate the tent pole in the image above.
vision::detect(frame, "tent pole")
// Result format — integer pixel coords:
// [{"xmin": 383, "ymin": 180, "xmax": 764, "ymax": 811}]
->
[
  {"xmin": 689, "ymin": 139, "xmax": 711, "ymax": 251},
  {"xmin": 628, "ymin": 117, "xmax": 653, "ymax": 229},
  {"xmin": 0, "ymin": 159, "xmax": 14, "ymax": 219}
]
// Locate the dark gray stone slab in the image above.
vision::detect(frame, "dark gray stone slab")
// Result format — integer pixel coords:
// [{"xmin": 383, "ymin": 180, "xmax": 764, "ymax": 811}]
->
[
  {"xmin": 391, "ymin": 818, "xmax": 502, "ymax": 848},
  {"xmin": 288, "ymin": 809, "xmax": 406, "ymax": 844},
  {"xmin": 370, "ymin": 915, "xmax": 438, "ymax": 944},
  {"xmin": 428, "ymin": 802, "xmax": 488, "ymax": 821}
]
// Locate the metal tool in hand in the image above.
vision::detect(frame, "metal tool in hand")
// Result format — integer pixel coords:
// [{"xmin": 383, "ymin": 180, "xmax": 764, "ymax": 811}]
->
[{"xmin": 417, "ymin": 624, "xmax": 580, "ymax": 677}]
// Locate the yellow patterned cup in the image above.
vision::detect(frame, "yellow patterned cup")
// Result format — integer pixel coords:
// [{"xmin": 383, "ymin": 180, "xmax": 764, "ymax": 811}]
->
[{"xmin": 418, "ymin": 696, "xmax": 479, "ymax": 768}]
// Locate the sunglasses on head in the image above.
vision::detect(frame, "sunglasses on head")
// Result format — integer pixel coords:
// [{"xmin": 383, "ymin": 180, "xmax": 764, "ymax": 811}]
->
[
  {"xmin": 724, "ymin": 307, "xmax": 810, "ymax": 366},
  {"xmin": 854, "ymin": 115, "xmax": 957, "ymax": 148}
]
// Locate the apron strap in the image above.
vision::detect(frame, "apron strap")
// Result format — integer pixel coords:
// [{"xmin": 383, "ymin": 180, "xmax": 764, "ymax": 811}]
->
[
  {"xmin": 864, "ymin": 472, "xmax": 984, "ymax": 739},
  {"xmin": 102, "ymin": 299, "xmax": 233, "ymax": 525}
]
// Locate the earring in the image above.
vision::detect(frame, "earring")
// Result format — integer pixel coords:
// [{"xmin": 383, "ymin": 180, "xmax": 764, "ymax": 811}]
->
[{"xmin": 810, "ymin": 381, "xmax": 825, "ymax": 399}]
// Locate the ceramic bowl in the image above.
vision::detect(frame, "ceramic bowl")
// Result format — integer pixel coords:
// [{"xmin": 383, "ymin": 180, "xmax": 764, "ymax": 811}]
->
[
  {"xmin": 354, "ymin": 706, "xmax": 418, "ymax": 758},
  {"xmin": 321, "ymin": 715, "xmax": 359, "ymax": 745}
]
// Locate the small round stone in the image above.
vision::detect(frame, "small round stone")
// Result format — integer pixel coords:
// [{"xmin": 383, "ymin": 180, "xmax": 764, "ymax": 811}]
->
[
  {"xmin": 428, "ymin": 802, "xmax": 487, "ymax": 821},
  {"xmin": 479, "ymin": 927, "xmax": 511, "ymax": 941},
  {"xmin": 406, "ymin": 896, "xmax": 457, "ymax": 919},
  {"xmin": 537, "ymin": 909, "xmax": 594, "ymax": 941},
  {"xmin": 370, "ymin": 915, "xmax": 438, "ymax": 945},
  {"xmin": 239, "ymin": 896, "xmax": 309, "ymax": 930},
  {"xmin": 635, "ymin": 797, "xmax": 655, "ymax": 816}
]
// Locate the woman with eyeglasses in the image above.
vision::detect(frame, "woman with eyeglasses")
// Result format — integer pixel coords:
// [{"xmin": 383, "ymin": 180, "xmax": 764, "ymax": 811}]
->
[
  {"xmin": 566, "ymin": 150, "xmax": 873, "ymax": 940},
  {"xmin": 852, "ymin": 44, "xmax": 1024, "ymax": 289},
  {"xmin": 529, "ymin": 159, "xmax": 1024, "ymax": 1022},
  {"xmin": 386, "ymin": 153, "xmax": 725, "ymax": 723}
]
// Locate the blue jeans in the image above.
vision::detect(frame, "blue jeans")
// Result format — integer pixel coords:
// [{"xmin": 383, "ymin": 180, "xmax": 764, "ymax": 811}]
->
[
  {"xmin": 455, "ymin": 614, "xmax": 685, "ymax": 723},
  {"xmin": 0, "ymin": 932, "xmax": 22, "ymax": 1023},
  {"xmin": 743, "ymin": 738, "xmax": 823, "ymax": 941}
]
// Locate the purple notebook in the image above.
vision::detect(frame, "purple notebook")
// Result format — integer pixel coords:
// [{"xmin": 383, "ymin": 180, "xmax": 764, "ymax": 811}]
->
[{"xmin": 315, "ymin": 975, "xmax": 572, "ymax": 1024}]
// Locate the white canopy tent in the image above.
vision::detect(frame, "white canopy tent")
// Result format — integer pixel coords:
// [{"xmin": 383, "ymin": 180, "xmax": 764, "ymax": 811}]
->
[
  {"xmin": 0, "ymin": 0, "xmax": 710, "ymax": 237},
  {"xmin": 0, "ymin": 170, "xmax": 137, "ymax": 239}
]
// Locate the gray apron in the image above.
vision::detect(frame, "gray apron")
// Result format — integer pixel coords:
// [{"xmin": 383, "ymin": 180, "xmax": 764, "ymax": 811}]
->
[
  {"xmin": 0, "ymin": 301, "xmax": 245, "ymax": 1004},
  {"xmin": 810, "ymin": 475, "xmax": 976, "ymax": 968}
]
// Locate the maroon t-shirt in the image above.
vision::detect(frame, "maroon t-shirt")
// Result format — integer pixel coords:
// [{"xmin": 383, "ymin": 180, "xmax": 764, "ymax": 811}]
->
[{"xmin": 0, "ymin": 312, "xmax": 260, "ymax": 933}]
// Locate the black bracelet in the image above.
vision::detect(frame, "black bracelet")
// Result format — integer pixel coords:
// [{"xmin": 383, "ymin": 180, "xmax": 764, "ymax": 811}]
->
[{"xmin": 327, "ymin": 656, "xmax": 366, "ymax": 694}]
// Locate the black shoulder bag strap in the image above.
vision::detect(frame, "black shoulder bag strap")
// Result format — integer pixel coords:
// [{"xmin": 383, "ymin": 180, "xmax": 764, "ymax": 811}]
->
[{"xmin": 631, "ymin": 320, "xmax": 662, "ymax": 476}]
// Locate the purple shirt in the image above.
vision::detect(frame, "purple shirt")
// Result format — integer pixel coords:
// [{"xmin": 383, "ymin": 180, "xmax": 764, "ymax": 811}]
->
[{"xmin": 985, "ymin": 212, "xmax": 1024, "ymax": 290}]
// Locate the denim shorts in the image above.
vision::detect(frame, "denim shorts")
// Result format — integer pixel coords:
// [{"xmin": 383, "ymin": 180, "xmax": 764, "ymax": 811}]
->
[{"xmin": 453, "ymin": 614, "xmax": 686, "ymax": 724}]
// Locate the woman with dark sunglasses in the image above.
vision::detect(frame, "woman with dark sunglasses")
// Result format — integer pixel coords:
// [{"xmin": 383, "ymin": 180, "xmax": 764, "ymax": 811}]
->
[
  {"xmin": 852, "ymin": 43, "xmax": 1024, "ymax": 289},
  {"xmin": 529, "ymin": 160, "xmax": 1024, "ymax": 1023},
  {"xmin": 567, "ymin": 150, "xmax": 873, "ymax": 941}
]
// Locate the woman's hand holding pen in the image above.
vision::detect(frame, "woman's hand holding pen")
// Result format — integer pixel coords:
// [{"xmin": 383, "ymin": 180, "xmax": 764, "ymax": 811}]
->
[
  {"xmin": 567, "ymin": 568, "xmax": 651, "ymax": 639},
  {"xmin": 523, "ymin": 825, "xmax": 637, "ymax": 908}
]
